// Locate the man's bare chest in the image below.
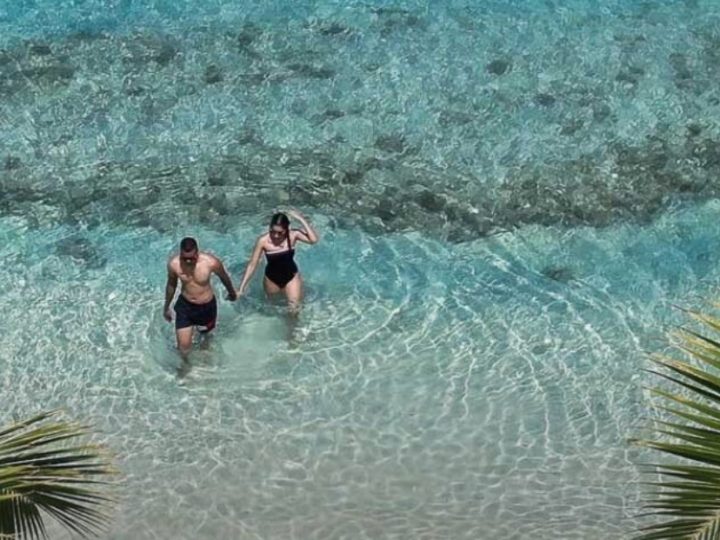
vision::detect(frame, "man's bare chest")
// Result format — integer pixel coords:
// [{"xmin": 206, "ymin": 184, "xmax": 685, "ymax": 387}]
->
[{"xmin": 178, "ymin": 267, "xmax": 212, "ymax": 285}]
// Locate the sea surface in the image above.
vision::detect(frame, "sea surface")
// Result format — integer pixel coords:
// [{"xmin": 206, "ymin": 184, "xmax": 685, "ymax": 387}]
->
[{"xmin": 3, "ymin": 1, "xmax": 720, "ymax": 538}]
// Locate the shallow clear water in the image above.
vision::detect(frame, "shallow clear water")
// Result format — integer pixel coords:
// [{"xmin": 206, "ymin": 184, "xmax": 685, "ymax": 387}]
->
[{"xmin": 3, "ymin": 0, "xmax": 720, "ymax": 538}]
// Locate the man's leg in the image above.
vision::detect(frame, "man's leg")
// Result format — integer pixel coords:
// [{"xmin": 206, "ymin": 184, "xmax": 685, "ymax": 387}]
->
[
  {"xmin": 197, "ymin": 322, "xmax": 215, "ymax": 351},
  {"xmin": 174, "ymin": 296, "xmax": 194, "ymax": 359},
  {"xmin": 196, "ymin": 297, "xmax": 217, "ymax": 335},
  {"xmin": 176, "ymin": 326, "xmax": 194, "ymax": 358}
]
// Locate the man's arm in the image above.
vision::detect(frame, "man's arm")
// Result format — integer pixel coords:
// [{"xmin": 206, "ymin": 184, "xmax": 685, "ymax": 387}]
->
[
  {"xmin": 212, "ymin": 257, "xmax": 237, "ymax": 301},
  {"xmin": 164, "ymin": 261, "xmax": 178, "ymax": 321}
]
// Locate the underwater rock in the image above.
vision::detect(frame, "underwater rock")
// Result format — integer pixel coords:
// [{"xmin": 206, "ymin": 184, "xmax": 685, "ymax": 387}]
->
[
  {"xmin": 669, "ymin": 53, "xmax": 691, "ymax": 78},
  {"xmin": 534, "ymin": 93, "xmax": 556, "ymax": 107},
  {"xmin": 687, "ymin": 123, "xmax": 702, "ymax": 137},
  {"xmin": 669, "ymin": 52, "xmax": 693, "ymax": 84},
  {"xmin": 361, "ymin": 216, "xmax": 388, "ymax": 235},
  {"xmin": 236, "ymin": 36, "xmax": 261, "ymax": 60},
  {"xmin": 28, "ymin": 43, "xmax": 52, "ymax": 56},
  {"xmin": 237, "ymin": 30, "xmax": 255, "ymax": 48},
  {"xmin": 369, "ymin": 6, "xmax": 412, "ymax": 15},
  {"xmin": 206, "ymin": 166, "xmax": 230, "ymax": 186},
  {"xmin": 445, "ymin": 227, "xmax": 466, "ymax": 243},
  {"xmin": 375, "ymin": 134, "xmax": 407, "ymax": 153},
  {"xmin": 445, "ymin": 214, "xmax": 493, "ymax": 243},
  {"xmin": 121, "ymin": 35, "xmax": 178, "ymax": 68},
  {"xmin": 4, "ymin": 156, "xmax": 21, "ymax": 170},
  {"xmin": 209, "ymin": 192, "xmax": 231, "ymax": 216},
  {"xmin": 285, "ymin": 63, "xmax": 335, "ymax": 79},
  {"xmin": 340, "ymin": 170, "xmax": 364, "ymax": 185},
  {"xmin": 236, "ymin": 128, "xmax": 260, "ymax": 146},
  {"xmin": 363, "ymin": 62, "xmax": 382, "ymax": 73},
  {"xmin": 615, "ymin": 65, "xmax": 645, "ymax": 86},
  {"xmin": 486, "ymin": 59, "xmax": 511, "ymax": 76},
  {"xmin": 531, "ymin": 343, "xmax": 551, "ymax": 355},
  {"xmin": 541, "ymin": 266, "xmax": 574, "ymax": 283},
  {"xmin": 560, "ymin": 119, "xmax": 584, "ymax": 136},
  {"xmin": 237, "ymin": 23, "xmax": 262, "ymax": 52},
  {"xmin": 63, "ymin": 184, "xmax": 97, "ymax": 211},
  {"xmin": 615, "ymin": 139, "xmax": 669, "ymax": 173},
  {"xmin": 20, "ymin": 65, "xmax": 75, "ymax": 85},
  {"xmin": 375, "ymin": 198, "xmax": 397, "ymax": 222},
  {"xmin": 139, "ymin": 94, "xmax": 178, "ymax": 123},
  {"xmin": 204, "ymin": 64, "xmax": 223, "ymax": 84},
  {"xmin": 237, "ymin": 72, "xmax": 269, "ymax": 85},
  {"xmin": 376, "ymin": 9, "xmax": 426, "ymax": 36},
  {"xmin": 289, "ymin": 98, "xmax": 307, "ymax": 116},
  {"xmin": 0, "ymin": 60, "xmax": 72, "ymax": 94},
  {"xmin": 592, "ymin": 103, "xmax": 612, "ymax": 123},
  {"xmin": 318, "ymin": 22, "xmax": 351, "ymax": 36},
  {"xmin": 54, "ymin": 236, "xmax": 106, "ymax": 269},
  {"xmin": 689, "ymin": 138, "xmax": 720, "ymax": 168},
  {"xmin": 415, "ymin": 189, "xmax": 445, "ymax": 212},
  {"xmin": 613, "ymin": 34, "xmax": 647, "ymax": 53},
  {"xmin": 287, "ymin": 184, "xmax": 315, "ymax": 205},
  {"xmin": 153, "ymin": 43, "xmax": 177, "ymax": 66},
  {"xmin": 438, "ymin": 109, "xmax": 474, "ymax": 127},
  {"xmin": 124, "ymin": 85, "xmax": 145, "ymax": 96},
  {"xmin": 319, "ymin": 109, "xmax": 345, "ymax": 121}
]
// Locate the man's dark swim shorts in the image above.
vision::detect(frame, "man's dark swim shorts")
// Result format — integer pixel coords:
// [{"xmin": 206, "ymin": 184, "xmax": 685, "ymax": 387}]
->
[{"xmin": 174, "ymin": 295, "xmax": 217, "ymax": 333}]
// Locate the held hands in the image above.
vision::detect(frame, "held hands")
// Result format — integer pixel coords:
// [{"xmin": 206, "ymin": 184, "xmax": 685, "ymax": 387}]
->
[
  {"xmin": 226, "ymin": 289, "xmax": 238, "ymax": 302},
  {"xmin": 234, "ymin": 286, "xmax": 246, "ymax": 298}
]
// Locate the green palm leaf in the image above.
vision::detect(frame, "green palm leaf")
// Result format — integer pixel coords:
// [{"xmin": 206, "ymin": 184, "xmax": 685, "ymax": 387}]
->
[
  {"xmin": 0, "ymin": 410, "xmax": 117, "ymax": 539},
  {"xmin": 634, "ymin": 317, "xmax": 720, "ymax": 539}
]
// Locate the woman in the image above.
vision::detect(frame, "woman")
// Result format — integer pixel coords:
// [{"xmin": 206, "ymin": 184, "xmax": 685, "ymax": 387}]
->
[{"xmin": 236, "ymin": 209, "xmax": 319, "ymax": 311}]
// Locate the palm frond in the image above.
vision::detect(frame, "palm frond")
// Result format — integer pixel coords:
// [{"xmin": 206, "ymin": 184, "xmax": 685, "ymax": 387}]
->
[
  {"xmin": 0, "ymin": 410, "xmax": 117, "ymax": 539},
  {"xmin": 634, "ymin": 312, "xmax": 720, "ymax": 539}
]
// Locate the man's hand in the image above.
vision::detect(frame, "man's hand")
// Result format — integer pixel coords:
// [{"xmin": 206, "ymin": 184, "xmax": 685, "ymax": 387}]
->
[
  {"xmin": 226, "ymin": 289, "xmax": 238, "ymax": 302},
  {"xmin": 164, "ymin": 307, "xmax": 173, "ymax": 322}
]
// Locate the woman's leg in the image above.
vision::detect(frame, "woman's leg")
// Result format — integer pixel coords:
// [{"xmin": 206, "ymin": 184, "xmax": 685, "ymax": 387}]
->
[
  {"xmin": 283, "ymin": 274, "xmax": 303, "ymax": 314},
  {"xmin": 263, "ymin": 276, "xmax": 283, "ymax": 297}
]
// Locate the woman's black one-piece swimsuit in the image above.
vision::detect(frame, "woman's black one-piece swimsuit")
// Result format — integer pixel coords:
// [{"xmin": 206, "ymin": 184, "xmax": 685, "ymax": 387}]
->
[{"xmin": 264, "ymin": 248, "xmax": 298, "ymax": 288}]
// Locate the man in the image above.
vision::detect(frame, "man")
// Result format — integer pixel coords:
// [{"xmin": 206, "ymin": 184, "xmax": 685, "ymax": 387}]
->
[{"xmin": 164, "ymin": 237, "xmax": 237, "ymax": 357}]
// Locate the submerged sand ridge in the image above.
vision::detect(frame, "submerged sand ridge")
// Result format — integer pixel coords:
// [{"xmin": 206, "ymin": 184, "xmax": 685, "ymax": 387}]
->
[{"xmin": 2, "ymin": 133, "xmax": 720, "ymax": 241}]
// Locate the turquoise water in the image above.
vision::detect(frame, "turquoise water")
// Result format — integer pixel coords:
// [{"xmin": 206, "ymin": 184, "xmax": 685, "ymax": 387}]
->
[{"xmin": 3, "ymin": 0, "xmax": 720, "ymax": 538}]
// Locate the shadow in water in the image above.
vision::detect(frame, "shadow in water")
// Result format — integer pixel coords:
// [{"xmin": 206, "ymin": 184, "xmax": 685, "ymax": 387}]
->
[{"xmin": 158, "ymin": 290, "xmax": 317, "ymax": 381}]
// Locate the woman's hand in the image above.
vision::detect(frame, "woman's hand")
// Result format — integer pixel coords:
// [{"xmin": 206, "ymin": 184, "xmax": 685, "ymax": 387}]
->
[
  {"xmin": 286, "ymin": 208, "xmax": 304, "ymax": 221},
  {"xmin": 285, "ymin": 208, "xmax": 318, "ymax": 244}
]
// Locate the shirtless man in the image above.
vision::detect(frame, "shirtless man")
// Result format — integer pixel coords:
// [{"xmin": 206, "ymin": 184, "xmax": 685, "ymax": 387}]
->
[{"xmin": 163, "ymin": 237, "xmax": 237, "ymax": 357}]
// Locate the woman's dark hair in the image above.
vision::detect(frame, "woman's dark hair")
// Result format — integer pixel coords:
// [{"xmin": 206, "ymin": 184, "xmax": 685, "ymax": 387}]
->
[{"xmin": 270, "ymin": 212, "xmax": 291, "ymax": 249}]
